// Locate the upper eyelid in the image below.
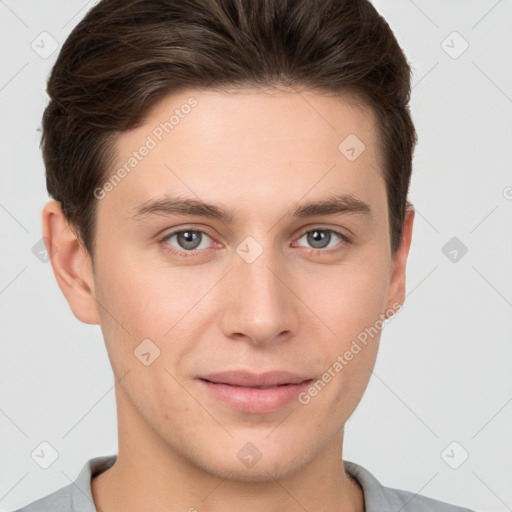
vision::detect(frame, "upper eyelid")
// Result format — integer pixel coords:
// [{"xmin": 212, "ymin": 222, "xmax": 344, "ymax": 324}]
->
[{"xmin": 162, "ymin": 227, "xmax": 215, "ymax": 244}]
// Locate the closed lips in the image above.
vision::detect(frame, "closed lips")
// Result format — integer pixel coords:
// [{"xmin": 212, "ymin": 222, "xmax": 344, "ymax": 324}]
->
[
  {"xmin": 201, "ymin": 380, "xmax": 305, "ymax": 389},
  {"xmin": 197, "ymin": 370, "xmax": 313, "ymax": 388}
]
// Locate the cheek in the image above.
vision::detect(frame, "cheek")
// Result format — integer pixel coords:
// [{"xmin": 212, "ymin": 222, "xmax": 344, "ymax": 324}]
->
[
  {"xmin": 93, "ymin": 249, "xmax": 214, "ymax": 375},
  {"xmin": 93, "ymin": 259, "xmax": 190, "ymax": 408},
  {"xmin": 305, "ymin": 255, "xmax": 390, "ymax": 400},
  {"xmin": 94, "ymin": 247, "xmax": 181, "ymax": 328},
  {"xmin": 315, "ymin": 259, "xmax": 391, "ymax": 340},
  {"xmin": 92, "ymin": 250, "xmax": 164, "ymax": 365}
]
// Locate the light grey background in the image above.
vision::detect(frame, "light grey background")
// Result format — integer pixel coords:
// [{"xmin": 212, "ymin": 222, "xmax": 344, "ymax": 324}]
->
[{"xmin": 1, "ymin": 1, "xmax": 511, "ymax": 511}]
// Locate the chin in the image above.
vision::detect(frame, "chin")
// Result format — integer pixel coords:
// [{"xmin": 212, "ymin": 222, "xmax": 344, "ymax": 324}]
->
[
  {"xmin": 194, "ymin": 444, "xmax": 310, "ymax": 483},
  {"xmin": 207, "ymin": 460, "xmax": 302, "ymax": 483}
]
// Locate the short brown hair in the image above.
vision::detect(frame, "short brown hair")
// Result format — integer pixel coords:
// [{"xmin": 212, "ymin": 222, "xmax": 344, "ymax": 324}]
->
[{"xmin": 42, "ymin": 0, "xmax": 416, "ymax": 261}]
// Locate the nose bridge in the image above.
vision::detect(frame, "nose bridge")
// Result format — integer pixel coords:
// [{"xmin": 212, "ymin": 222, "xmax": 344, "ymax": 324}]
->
[{"xmin": 220, "ymin": 237, "xmax": 298, "ymax": 344}]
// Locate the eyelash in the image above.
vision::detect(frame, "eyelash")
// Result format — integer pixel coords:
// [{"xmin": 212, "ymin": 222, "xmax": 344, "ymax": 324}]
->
[{"xmin": 158, "ymin": 227, "xmax": 351, "ymax": 259}]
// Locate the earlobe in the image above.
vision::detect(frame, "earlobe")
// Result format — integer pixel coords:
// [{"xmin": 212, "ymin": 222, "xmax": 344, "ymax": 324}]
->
[
  {"xmin": 42, "ymin": 200, "xmax": 101, "ymax": 325},
  {"xmin": 386, "ymin": 205, "xmax": 415, "ymax": 312}
]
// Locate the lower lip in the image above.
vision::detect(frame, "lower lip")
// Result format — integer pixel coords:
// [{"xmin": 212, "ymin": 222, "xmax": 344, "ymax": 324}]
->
[{"xmin": 197, "ymin": 378, "xmax": 313, "ymax": 413}]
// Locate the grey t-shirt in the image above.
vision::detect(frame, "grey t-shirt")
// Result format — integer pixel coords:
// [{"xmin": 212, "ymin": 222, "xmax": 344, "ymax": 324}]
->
[{"xmin": 11, "ymin": 455, "xmax": 475, "ymax": 512}]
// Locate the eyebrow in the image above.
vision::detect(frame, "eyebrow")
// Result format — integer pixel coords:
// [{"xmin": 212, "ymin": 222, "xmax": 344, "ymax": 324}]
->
[{"xmin": 129, "ymin": 193, "xmax": 371, "ymax": 223}]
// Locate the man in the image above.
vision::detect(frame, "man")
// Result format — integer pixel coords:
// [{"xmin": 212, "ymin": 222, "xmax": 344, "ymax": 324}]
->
[{"xmin": 14, "ymin": 0, "xmax": 475, "ymax": 510}]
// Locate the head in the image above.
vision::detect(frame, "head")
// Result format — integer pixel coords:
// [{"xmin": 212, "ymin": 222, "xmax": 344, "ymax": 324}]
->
[{"xmin": 42, "ymin": 0, "xmax": 416, "ymax": 480}]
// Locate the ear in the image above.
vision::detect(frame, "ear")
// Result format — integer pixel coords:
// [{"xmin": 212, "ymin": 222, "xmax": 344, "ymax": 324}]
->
[
  {"xmin": 42, "ymin": 200, "xmax": 101, "ymax": 325},
  {"xmin": 385, "ymin": 204, "xmax": 415, "ymax": 314}
]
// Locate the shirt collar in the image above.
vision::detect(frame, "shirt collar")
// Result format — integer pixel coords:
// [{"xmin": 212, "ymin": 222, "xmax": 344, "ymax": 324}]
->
[{"xmin": 70, "ymin": 455, "xmax": 116, "ymax": 512}]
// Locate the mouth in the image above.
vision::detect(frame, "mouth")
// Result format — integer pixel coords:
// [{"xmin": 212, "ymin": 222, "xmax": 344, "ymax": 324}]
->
[
  {"xmin": 197, "ymin": 370, "xmax": 313, "ymax": 388},
  {"xmin": 199, "ymin": 379, "xmax": 310, "ymax": 389},
  {"xmin": 196, "ymin": 372, "xmax": 314, "ymax": 413}
]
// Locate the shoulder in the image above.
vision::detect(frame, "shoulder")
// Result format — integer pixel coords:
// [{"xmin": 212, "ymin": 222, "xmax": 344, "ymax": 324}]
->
[
  {"xmin": 9, "ymin": 483, "xmax": 73, "ymax": 512},
  {"xmin": 344, "ymin": 461, "xmax": 476, "ymax": 512},
  {"xmin": 9, "ymin": 455, "xmax": 116, "ymax": 512},
  {"xmin": 378, "ymin": 484, "xmax": 476, "ymax": 512}
]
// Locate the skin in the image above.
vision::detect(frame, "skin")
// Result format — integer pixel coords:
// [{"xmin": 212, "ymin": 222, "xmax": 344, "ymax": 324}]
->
[{"xmin": 42, "ymin": 86, "xmax": 414, "ymax": 512}]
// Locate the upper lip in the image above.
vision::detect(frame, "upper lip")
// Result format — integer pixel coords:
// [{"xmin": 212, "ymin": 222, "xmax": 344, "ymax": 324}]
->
[{"xmin": 198, "ymin": 370, "xmax": 312, "ymax": 387}]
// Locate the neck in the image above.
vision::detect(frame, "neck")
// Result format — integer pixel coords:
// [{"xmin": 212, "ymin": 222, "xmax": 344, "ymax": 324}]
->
[{"xmin": 91, "ymin": 388, "xmax": 364, "ymax": 512}]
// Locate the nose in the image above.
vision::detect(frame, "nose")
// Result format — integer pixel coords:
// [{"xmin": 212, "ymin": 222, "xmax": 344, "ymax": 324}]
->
[{"xmin": 219, "ymin": 243, "xmax": 301, "ymax": 346}]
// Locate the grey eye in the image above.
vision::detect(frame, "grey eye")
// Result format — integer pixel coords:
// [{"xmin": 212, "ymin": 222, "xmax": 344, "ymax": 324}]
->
[
  {"xmin": 297, "ymin": 229, "xmax": 343, "ymax": 250},
  {"xmin": 166, "ymin": 230, "xmax": 212, "ymax": 251},
  {"xmin": 306, "ymin": 230, "xmax": 331, "ymax": 249}
]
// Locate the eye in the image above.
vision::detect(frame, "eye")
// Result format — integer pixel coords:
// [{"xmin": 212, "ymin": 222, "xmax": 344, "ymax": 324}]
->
[
  {"xmin": 159, "ymin": 229, "xmax": 215, "ymax": 257},
  {"xmin": 294, "ymin": 228, "xmax": 349, "ymax": 251},
  {"xmin": 158, "ymin": 226, "xmax": 350, "ymax": 259}
]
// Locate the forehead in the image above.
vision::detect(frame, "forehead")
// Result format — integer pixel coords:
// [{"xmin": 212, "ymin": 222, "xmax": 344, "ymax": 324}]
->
[{"xmin": 101, "ymin": 87, "xmax": 385, "ymax": 223}]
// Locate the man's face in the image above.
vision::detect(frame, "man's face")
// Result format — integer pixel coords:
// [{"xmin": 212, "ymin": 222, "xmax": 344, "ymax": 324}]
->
[{"xmin": 81, "ymin": 87, "xmax": 409, "ymax": 479}]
